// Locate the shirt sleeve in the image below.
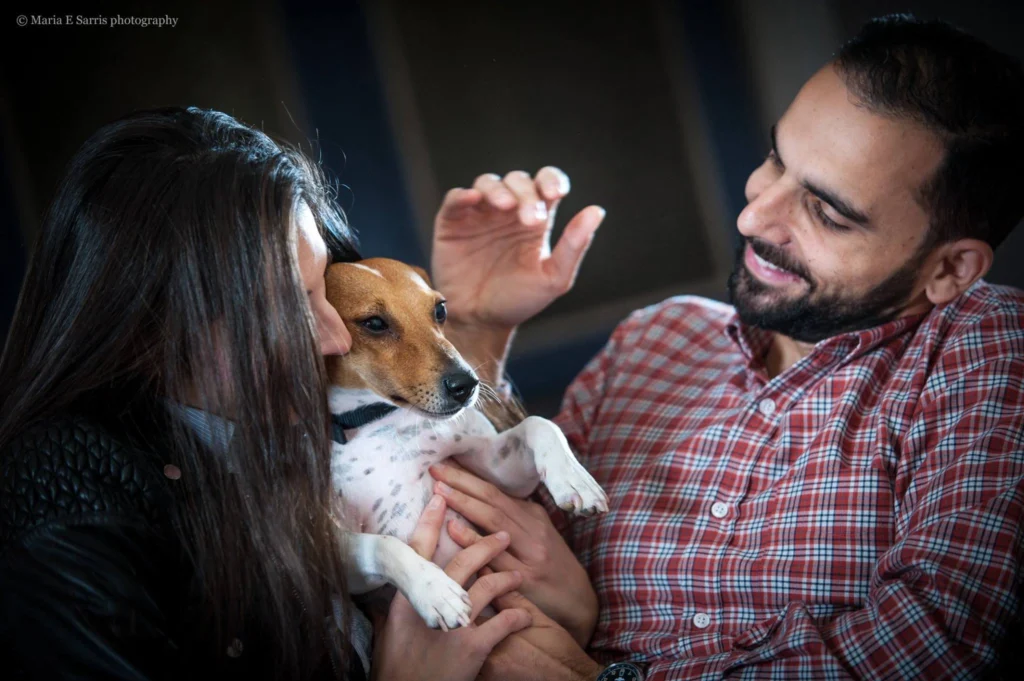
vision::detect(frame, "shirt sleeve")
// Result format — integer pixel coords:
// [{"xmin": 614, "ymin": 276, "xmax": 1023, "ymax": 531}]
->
[
  {"xmin": 0, "ymin": 518, "xmax": 181, "ymax": 680},
  {"xmin": 642, "ymin": 348, "xmax": 1024, "ymax": 679}
]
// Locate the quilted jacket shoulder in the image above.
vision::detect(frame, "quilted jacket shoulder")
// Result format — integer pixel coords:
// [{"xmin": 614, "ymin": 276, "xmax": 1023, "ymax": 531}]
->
[{"xmin": 0, "ymin": 412, "xmax": 172, "ymax": 550}]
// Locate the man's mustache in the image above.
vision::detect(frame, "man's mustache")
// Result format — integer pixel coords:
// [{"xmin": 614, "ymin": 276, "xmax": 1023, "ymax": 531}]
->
[{"xmin": 746, "ymin": 238, "xmax": 812, "ymax": 282}]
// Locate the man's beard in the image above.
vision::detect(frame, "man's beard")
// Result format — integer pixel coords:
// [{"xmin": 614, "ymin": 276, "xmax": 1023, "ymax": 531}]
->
[{"xmin": 727, "ymin": 237, "xmax": 928, "ymax": 344}]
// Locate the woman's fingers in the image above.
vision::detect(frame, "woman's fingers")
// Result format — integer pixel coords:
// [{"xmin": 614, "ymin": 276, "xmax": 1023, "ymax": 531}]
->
[
  {"xmin": 406, "ymin": 494, "xmax": 446, "ymax": 560},
  {"xmin": 448, "ymin": 517, "xmax": 524, "ymax": 573},
  {"xmin": 467, "ymin": 568, "xmax": 523, "ymax": 620},
  {"xmin": 445, "ymin": 531, "xmax": 511, "ymax": 584}
]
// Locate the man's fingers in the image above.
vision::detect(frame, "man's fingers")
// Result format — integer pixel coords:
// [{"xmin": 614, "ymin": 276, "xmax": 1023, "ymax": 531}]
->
[
  {"xmin": 434, "ymin": 478, "xmax": 527, "ymax": 543},
  {"xmin": 444, "ymin": 531, "xmax": 511, "ymax": 584},
  {"xmin": 448, "ymin": 517, "xmax": 524, "ymax": 572},
  {"xmin": 503, "ymin": 170, "xmax": 549, "ymax": 226},
  {"xmin": 492, "ymin": 589, "xmax": 552, "ymax": 622},
  {"xmin": 467, "ymin": 569, "xmax": 524, "ymax": 620},
  {"xmin": 470, "ymin": 608, "xmax": 533, "ymax": 655},
  {"xmin": 544, "ymin": 205, "xmax": 605, "ymax": 294},
  {"xmin": 472, "ymin": 173, "xmax": 517, "ymax": 211},
  {"xmin": 535, "ymin": 166, "xmax": 570, "ymax": 202},
  {"xmin": 406, "ymin": 494, "xmax": 446, "ymax": 560},
  {"xmin": 430, "ymin": 462, "xmax": 525, "ymax": 525},
  {"xmin": 437, "ymin": 187, "xmax": 484, "ymax": 221}
]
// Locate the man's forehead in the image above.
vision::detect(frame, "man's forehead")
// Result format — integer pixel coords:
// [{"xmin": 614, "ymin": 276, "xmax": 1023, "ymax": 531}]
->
[{"xmin": 779, "ymin": 66, "xmax": 945, "ymax": 211}]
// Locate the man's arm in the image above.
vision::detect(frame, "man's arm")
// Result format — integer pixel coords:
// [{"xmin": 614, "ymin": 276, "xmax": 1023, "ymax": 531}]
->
[
  {"xmin": 430, "ymin": 167, "xmax": 604, "ymax": 388},
  {"xmin": 635, "ymin": 352, "xmax": 1024, "ymax": 680}
]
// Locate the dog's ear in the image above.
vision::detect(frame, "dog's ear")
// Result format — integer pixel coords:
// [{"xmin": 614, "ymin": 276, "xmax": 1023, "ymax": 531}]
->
[{"xmin": 411, "ymin": 266, "xmax": 432, "ymax": 287}]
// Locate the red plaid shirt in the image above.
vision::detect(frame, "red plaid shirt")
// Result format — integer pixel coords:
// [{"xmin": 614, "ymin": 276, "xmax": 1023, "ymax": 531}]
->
[{"xmin": 548, "ymin": 280, "xmax": 1024, "ymax": 680}]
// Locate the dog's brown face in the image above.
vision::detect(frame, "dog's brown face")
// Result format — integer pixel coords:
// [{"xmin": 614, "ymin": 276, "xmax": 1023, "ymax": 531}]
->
[{"xmin": 324, "ymin": 258, "xmax": 479, "ymax": 418}]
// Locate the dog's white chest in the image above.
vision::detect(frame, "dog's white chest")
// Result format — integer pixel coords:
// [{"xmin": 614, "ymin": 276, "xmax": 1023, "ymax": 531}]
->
[{"xmin": 330, "ymin": 406, "xmax": 491, "ymax": 542}]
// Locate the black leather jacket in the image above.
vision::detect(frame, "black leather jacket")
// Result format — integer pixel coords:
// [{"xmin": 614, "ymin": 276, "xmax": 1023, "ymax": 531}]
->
[{"xmin": 0, "ymin": 412, "xmax": 363, "ymax": 680}]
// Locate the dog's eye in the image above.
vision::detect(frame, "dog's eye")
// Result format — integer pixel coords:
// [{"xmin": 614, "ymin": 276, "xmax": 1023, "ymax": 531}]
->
[
  {"xmin": 434, "ymin": 301, "xmax": 447, "ymax": 324},
  {"xmin": 360, "ymin": 316, "xmax": 389, "ymax": 333}
]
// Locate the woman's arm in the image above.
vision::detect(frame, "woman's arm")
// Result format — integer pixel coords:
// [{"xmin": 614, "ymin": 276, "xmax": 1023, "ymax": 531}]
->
[{"xmin": 1, "ymin": 518, "xmax": 179, "ymax": 680}]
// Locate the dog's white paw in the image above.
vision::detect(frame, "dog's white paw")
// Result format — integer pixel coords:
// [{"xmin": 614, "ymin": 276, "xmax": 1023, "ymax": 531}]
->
[
  {"xmin": 524, "ymin": 417, "xmax": 609, "ymax": 516},
  {"xmin": 403, "ymin": 560, "xmax": 472, "ymax": 631},
  {"xmin": 543, "ymin": 455, "xmax": 609, "ymax": 516}
]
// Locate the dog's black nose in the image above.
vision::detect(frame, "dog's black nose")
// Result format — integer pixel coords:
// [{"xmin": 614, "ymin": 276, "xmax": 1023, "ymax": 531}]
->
[{"xmin": 443, "ymin": 371, "xmax": 479, "ymax": 404}]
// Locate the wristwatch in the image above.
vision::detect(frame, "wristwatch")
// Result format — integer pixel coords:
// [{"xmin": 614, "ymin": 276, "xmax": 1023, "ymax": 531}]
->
[{"xmin": 595, "ymin": 661, "xmax": 645, "ymax": 681}]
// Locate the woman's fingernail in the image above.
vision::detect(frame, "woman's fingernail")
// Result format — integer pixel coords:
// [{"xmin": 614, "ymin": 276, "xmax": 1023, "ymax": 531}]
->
[
  {"xmin": 496, "ymin": 531, "xmax": 510, "ymax": 541},
  {"xmin": 534, "ymin": 202, "xmax": 547, "ymax": 219},
  {"xmin": 435, "ymin": 481, "xmax": 452, "ymax": 495},
  {"xmin": 427, "ymin": 494, "xmax": 443, "ymax": 510}
]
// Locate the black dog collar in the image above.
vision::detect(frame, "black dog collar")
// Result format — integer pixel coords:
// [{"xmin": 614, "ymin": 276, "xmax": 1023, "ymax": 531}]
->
[{"xmin": 330, "ymin": 403, "xmax": 398, "ymax": 444}]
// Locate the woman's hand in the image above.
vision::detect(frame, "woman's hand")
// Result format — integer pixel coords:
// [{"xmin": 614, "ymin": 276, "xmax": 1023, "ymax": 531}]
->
[
  {"xmin": 370, "ymin": 495, "xmax": 533, "ymax": 681},
  {"xmin": 430, "ymin": 462, "xmax": 599, "ymax": 646},
  {"xmin": 431, "ymin": 168, "xmax": 605, "ymax": 381},
  {"xmin": 478, "ymin": 577, "xmax": 605, "ymax": 681}
]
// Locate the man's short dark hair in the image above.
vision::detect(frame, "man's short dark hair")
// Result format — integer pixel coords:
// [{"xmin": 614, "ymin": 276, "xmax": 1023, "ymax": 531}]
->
[{"xmin": 835, "ymin": 14, "xmax": 1024, "ymax": 249}]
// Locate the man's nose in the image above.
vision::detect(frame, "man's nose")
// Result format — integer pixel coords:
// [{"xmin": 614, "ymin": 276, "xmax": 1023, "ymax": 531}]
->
[
  {"xmin": 318, "ymin": 307, "xmax": 351, "ymax": 356},
  {"xmin": 737, "ymin": 178, "xmax": 792, "ymax": 243}
]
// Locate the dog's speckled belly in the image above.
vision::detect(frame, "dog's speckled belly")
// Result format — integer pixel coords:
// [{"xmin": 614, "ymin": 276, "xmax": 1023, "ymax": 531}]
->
[{"xmin": 331, "ymin": 423, "xmax": 470, "ymax": 566}]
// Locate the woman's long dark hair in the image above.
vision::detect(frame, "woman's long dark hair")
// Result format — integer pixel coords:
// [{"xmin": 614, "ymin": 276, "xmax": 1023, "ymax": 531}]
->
[{"xmin": 0, "ymin": 106, "xmax": 360, "ymax": 676}]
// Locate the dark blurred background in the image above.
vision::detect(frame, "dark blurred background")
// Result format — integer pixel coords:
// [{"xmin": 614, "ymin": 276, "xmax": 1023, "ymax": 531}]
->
[{"xmin": 2, "ymin": 0, "xmax": 1022, "ymax": 416}]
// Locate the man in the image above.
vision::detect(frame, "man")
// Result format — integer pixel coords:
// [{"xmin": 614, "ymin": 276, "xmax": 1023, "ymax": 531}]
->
[{"xmin": 398, "ymin": 14, "xmax": 1024, "ymax": 681}]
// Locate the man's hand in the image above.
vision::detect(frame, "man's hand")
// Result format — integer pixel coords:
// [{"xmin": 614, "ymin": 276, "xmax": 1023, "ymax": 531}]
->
[
  {"xmin": 431, "ymin": 462, "xmax": 599, "ymax": 646},
  {"xmin": 431, "ymin": 168, "xmax": 605, "ymax": 381},
  {"xmin": 478, "ymin": 577, "xmax": 605, "ymax": 681}
]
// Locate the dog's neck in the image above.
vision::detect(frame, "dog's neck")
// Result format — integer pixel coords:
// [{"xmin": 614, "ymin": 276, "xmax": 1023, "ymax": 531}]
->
[{"xmin": 327, "ymin": 386, "xmax": 392, "ymax": 415}]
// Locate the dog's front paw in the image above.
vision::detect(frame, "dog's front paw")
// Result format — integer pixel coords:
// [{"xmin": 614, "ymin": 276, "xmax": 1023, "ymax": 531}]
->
[
  {"xmin": 523, "ymin": 416, "xmax": 610, "ymax": 516},
  {"xmin": 403, "ymin": 560, "xmax": 472, "ymax": 631},
  {"xmin": 543, "ymin": 456, "xmax": 610, "ymax": 516}
]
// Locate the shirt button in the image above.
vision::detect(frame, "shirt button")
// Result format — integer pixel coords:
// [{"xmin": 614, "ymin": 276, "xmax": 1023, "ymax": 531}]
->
[
  {"xmin": 692, "ymin": 612, "xmax": 711, "ymax": 629},
  {"xmin": 758, "ymin": 398, "xmax": 777, "ymax": 417},
  {"xmin": 710, "ymin": 502, "xmax": 729, "ymax": 519}
]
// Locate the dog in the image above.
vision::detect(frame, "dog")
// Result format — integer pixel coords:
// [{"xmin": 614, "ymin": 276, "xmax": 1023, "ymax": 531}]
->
[{"xmin": 324, "ymin": 258, "xmax": 608, "ymax": 630}]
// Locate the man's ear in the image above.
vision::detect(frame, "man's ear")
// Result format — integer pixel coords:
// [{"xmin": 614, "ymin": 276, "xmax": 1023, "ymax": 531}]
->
[
  {"xmin": 923, "ymin": 238, "xmax": 993, "ymax": 306},
  {"xmin": 412, "ymin": 265, "xmax": 432, "ymax": 287}
]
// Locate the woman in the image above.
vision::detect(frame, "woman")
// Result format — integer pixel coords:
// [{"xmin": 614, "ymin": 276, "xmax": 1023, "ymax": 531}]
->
[{"xmin": 0, "ymin": 107, "xmax": 557, "ymax": 680}]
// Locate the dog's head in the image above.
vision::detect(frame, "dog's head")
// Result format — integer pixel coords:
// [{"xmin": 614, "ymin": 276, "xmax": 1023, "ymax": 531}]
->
[{"xmin": 324, "ymin": 258, "xmax": 478, "ymax": 418}]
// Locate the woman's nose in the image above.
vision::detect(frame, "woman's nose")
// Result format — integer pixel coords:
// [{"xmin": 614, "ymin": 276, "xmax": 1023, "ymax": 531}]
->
[{"xmin": 318, "ymin": 306, "xmax": 351, "ymax": 356}]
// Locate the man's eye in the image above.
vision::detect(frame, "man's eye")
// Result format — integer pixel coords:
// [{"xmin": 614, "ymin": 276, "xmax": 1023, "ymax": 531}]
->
[
  {"xmin": 360, "ymin": 316, "xmax": 389, "ymax": 333},
  {"xmin": 812, "ymin": 200, "xmax": 851, "ymax": 233},
  {"xmin": 434, "ymin": 301, "xmax": 447, "ymax": 324}
]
